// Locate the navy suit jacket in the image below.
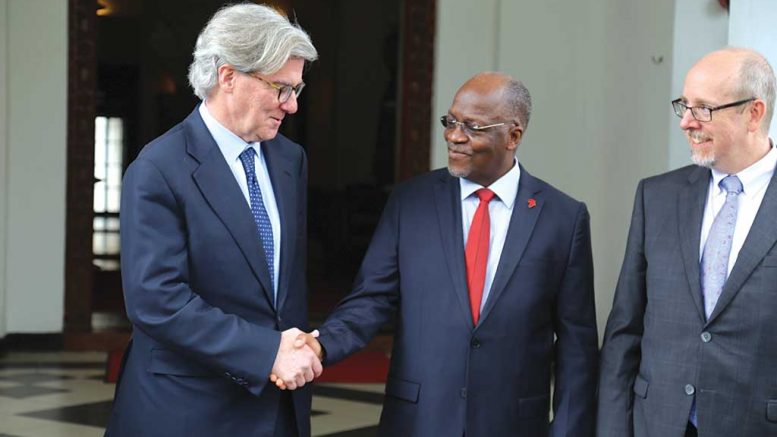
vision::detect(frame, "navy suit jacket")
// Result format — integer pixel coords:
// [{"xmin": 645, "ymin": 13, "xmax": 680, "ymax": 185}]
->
[
  {"xmin": 106, "ymin": 107, "xmax": 311, "ymax": 437},
  {"xmin": 317, "ymin": 167, "xmax": 599, "ymax": 437}
]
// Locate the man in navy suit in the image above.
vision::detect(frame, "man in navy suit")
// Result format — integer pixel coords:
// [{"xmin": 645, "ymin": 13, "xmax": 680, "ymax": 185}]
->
[
  {"xmin": 105, "ymin": 4, "xmax": 321, "ymax": 436},
  {"xmin": 284, "ymin": 72, "xmax": 599, "ymax": 436}
]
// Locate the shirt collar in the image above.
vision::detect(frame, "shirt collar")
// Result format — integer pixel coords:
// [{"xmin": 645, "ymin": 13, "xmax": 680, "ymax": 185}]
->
[
  {"xmin": 459, "ymin": 158, "xmax": 521, "ymax": 208},
  {"xmin": 199, "ymin": 102, "xmax": 260, "ymax": 161},
  {"xmin": 710, "ymin": 139, "xmax": 777, "ymax": 195}
]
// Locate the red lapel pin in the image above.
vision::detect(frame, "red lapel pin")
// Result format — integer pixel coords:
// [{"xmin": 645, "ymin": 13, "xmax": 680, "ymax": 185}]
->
[{"xmin": 527, "ymin": 198, "xmax": 537, "ymax": 209}]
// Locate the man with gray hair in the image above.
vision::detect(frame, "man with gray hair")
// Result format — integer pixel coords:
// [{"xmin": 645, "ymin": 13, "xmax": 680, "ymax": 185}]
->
[
  {"xmin": 598, "ymin": 48, "xmax": 777, "ymax": 437},
  {"xmin": 283, "ymin": 71, "xmax": 599, "ymax": 436},
  {"xmin": 105, "ymin": 4, "xmax": 319, "ymax": 436}
]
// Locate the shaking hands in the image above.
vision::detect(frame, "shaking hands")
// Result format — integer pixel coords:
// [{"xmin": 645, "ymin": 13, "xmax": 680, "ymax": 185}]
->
[{"xmin": 269, "ymin": 328, "xmax": 323, "ymax": 390}]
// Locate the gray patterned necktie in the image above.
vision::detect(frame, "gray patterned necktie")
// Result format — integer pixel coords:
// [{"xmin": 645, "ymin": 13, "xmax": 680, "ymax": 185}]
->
[
  {"xmin": 691, "ymin": 175, "xmax": 743, "ymax": 427},
  {"xmin": 700, "ymin": 174, "xmax": 743, "ymax": 319}
]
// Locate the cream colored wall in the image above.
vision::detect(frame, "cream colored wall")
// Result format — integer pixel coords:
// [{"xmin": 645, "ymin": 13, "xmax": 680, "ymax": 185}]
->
[
  {"xmin": 433, "ymin": 0, "xmax": 728, "ymax": 338},
  {"xmin": 4, "ymin": 0, "xmax": 67, "ymax": 333}
]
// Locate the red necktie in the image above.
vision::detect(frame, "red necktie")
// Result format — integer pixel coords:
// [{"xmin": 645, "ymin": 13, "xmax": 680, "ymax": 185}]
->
[{"xmin": 465, "ymin": 188, "xmax": 495, "ymax": 325}]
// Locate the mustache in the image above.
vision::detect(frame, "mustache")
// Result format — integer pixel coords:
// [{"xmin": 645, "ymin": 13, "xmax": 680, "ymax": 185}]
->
[
  {"xmin": 447, "ymin": 145, "xmax": 472, "ymax": 155},
  {"xmin": 686, "ymin": 130, "xmax": 710, "ymax": 144}
]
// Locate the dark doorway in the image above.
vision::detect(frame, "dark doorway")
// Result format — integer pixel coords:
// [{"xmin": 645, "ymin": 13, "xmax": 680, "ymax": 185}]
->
[{"xmin": 65, "ymin": 0, "xmax": 434, "ymax": 345}]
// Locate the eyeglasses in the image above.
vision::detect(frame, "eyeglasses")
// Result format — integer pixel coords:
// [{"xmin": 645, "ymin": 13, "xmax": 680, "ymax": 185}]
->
[
  {"xmin": 671, "ymin": 97, "xmax": 755, "ymax": 122},
  {"xmin": 440, "ymin": 115, "xmax": 517, "ymax": 136},
  {"xmin": 248, "ymin": 73, "xmax": 305, "ymax": 103}
]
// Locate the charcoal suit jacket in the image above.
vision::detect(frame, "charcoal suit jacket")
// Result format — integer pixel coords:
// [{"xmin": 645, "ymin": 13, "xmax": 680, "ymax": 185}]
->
[{"xmin": 598, "ymin": 164, "xmax": 777, "ymax": 437}]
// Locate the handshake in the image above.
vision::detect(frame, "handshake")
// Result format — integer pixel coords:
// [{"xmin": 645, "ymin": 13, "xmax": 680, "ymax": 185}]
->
[{"xmin": 269, "ymin": 328, "xmax": 323, "ymax": 390}]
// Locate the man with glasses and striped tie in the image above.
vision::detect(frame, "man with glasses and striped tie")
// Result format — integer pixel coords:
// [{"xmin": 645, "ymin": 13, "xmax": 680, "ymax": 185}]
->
[
  {"xmin": 106, "ymin": 4, "xmax": 320, "ymax": 436},
  {"xmin": 598, "ymin": 48, "xmax": 777, "ymax": 437}
]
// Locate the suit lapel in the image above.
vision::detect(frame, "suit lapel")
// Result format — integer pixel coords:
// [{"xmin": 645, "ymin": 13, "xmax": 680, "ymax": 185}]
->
[
  {"xmin": 262, "ymin": 138, "xmax": 296, "ymax": 312},
  {"xmin": 185, "ymin": 108, "xmax": 275, "ymax": 307},
  {"xmin": 707, "ymin": 168, "xmax": 777, "ymax": 324},
  {"xmin": 433, "ymin": 173, "xmax": 473, "ymax": 327},
  {"xmin": 678, "ymin": 166, "xmax": 710, "ymax": 324},
  {"xmin": 477, "ymin": 167, "xmax": 543, "ymax": 326}
]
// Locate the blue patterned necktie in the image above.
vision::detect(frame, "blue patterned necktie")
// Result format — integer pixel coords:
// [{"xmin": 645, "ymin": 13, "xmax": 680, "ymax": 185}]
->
[
  {"xmin": 238, "ymin": 147, "xmax": 275, "ymax": 301},
  {"xmin": 690, "ymin": 174, "xmax": 743, "ymax": 427}
]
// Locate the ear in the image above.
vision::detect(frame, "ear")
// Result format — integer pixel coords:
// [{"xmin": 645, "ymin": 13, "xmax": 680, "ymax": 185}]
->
[
  {"xmin": 506, "ymin": 125, "xmax": 523, "ymax": 151},
  {"xmin": 217, "ymin": 64, "xmax": 238, "ymax": 93},
  {"xmin": 747, "ymin": 99, "xmax": 766, "ymax": 133}
]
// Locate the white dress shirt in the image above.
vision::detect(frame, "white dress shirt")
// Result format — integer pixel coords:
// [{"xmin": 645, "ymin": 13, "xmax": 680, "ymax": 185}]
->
[
  {"xmin": 199, "ymin": 103, "xmax": 281, "ymax": 294},
  {"xmin": 460, "ymin": 159, "xmax": 521, "ymax": 311},
  {"xmin": 699, "ymin": 142, "xmax": 777, "ymax": 276}
]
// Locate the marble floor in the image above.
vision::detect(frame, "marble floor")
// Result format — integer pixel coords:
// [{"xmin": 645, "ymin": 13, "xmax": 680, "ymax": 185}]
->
[{"xmin": 0, "ymin": 352, "xmax": 382, "ymax": 437}]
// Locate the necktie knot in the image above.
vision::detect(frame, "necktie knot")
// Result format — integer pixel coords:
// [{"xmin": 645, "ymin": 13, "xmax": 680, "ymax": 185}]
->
[
  {"xmin": 720, "ymin": 175, "xmax": 743, "ymax": 195},
  {"xmin": 239, "ymin": 147, "xmax": 257, "ymax": 182},
  {"xmin": 475, "ymin": 188, "xmax": 496, "ymax": 203}
]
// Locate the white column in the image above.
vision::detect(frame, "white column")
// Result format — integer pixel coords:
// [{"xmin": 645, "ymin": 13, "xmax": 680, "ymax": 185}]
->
[
  {"xmin": 5, "ymin": 0, "xmax": 68, "ymax": 333},
  {"xmin": 0, "ymin": 0, "xmax": 8, "ymax": 339},
  {"xmin": 729, "ymin": 0, "xmax": 777, "ymax": 136}
]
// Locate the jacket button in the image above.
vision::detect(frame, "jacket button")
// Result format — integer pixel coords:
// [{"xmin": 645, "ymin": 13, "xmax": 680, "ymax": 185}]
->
[
  {"xmin": 470, "ymin": 338, "xmax": 481, "ymax": 349},
  {"xmin": 700, "ymin": 332, "xmax": 712, "ymax": 343},
  {"xmin": 460, "ymin": 388, "xmax": 467, "ymax": 399},
  {"xmin": 685, "ymin": 384, "xmax": 695, "ymax": 395}
]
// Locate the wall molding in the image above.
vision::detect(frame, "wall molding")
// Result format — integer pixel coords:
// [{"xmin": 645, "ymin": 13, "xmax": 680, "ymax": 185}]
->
[{"xmin": 64, "ymin": 0, "xmax": 97, "ymax": 332}]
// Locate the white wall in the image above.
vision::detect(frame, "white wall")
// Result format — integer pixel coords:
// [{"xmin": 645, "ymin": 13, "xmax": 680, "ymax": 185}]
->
[
  {"xmin": 4, "ymin": 0, "xmax": 67, "ymax": 333},
  {"xmin": 0, "ymin": 0, "xmax": 7, "ymax": 339},
  {"xmin": 433, "ymin": 0, "xmax": 728, "ymax": 337},
  {"xmin": 729, "ymin": 0, "xmax": 777, "ymax": 136}
]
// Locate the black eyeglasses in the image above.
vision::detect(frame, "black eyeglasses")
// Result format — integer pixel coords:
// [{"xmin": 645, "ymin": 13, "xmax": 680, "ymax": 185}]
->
[
  {"xmin": 671, "ymin": 97, "xmax": 755, "ymax": 122},
  {"xmin": 440, "ymin": 115, "xmax": 517, "ymax": 136},
  {"xmin": 248, "ymin": 73, "xmax": 305, "ymax": 103}
]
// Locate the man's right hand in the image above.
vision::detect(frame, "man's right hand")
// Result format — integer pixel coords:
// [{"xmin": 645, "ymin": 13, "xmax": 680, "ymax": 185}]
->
[
  {"xmin": 270, "ymin": 328, "xmax": 323, "ymax": 390},
  {"xmin": 293, "ymin": 330, "xmax": 323, "ymax": 360}
]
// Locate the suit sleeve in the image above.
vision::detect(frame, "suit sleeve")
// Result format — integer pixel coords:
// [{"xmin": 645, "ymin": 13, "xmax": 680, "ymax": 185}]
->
[
  {"xmin": 316, "ymin": 190, "xmax": 402, "ymax": 364},
  {"xmin": 596, "ymin": 180, "xmax": 648, "ymax": 437},
  {"xmin": 120, "ymin": 157, "xmax": 281, "ymax": 397},
  {"xmin": 550, "ymin": 202, "xmax": 599, "ymax": 437}
]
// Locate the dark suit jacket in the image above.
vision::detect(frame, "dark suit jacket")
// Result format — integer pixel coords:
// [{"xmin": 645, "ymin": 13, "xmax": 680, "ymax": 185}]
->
[
  {"xmin": 317, "ymin": 167, "xmax": 599, "ymax": 437},
  {"xmin": 105, "ymin": 107, "xmax": 311, "ymax": 437},
  {"xmin": 598, "ymin": 164, "xmax": 777, "ymax": 437}
]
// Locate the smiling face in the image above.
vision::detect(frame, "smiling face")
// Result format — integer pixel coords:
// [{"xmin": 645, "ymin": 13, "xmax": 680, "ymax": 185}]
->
[
  {"xmin": 680, "ymin": 56, "xmax": 748, "ymax": 172},
  {"xmin": 680, "ymin": 48, "xmax": 772, "ymax": 174},
  {"xmin": 445, "ymin": 74, "xmax": 522, "ymax": 187},
  {"xmin": 209, "ymin": 57, "xmax": 305, "ymax": 143}
]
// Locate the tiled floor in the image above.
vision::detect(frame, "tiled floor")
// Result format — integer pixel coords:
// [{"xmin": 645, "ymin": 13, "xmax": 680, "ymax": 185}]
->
[{"xmin": 0, "ymin": 352, "xmax": 382, "ymax": 437}]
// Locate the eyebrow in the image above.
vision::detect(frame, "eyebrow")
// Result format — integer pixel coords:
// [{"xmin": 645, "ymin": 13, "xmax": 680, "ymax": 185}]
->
[
  {"xmin": 680, "ymin": 96, "xmax": 716, "ymax": 107},
  {"xmin": 447, "ymin": 112, "xmax": 489, "ymax": 123}
]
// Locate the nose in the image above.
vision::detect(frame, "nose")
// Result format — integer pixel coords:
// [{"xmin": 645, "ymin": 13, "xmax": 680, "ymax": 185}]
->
[
  {"xmin": 444, "ymin": 123, "xmax": 468, "ymax": 144},
  {"xmin": 679, "ymin": 108, "xmax": 698, "ymax": 130},
  {"xmin": 280, "ymin": 92, "xmax": 298, "ymax": 114}
]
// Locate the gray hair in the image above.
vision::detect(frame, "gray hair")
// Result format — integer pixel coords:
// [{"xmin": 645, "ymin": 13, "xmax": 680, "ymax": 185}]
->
[
  {"xmin": 502, "ymin": 77, "xmax": 532, "ymax": 130},
  {"xmin": 188, "ymin": 3, "xmax": 318, "ymax": 100},
  {"xmin": 730, "ymin": 48, "xmax": 776, "ymax": 133}
]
